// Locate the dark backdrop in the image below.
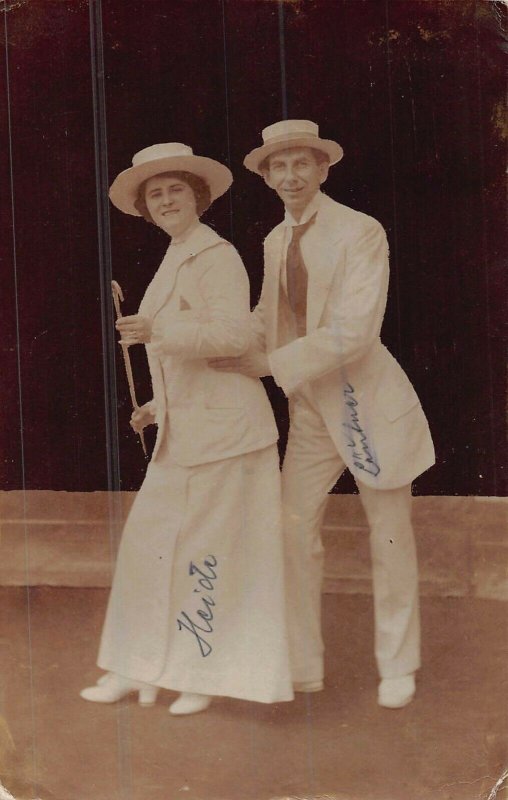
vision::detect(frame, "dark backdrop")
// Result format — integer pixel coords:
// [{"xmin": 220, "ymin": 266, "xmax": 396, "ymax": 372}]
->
[{"xmin": 1, "ymin": 0, "xmax": 506, "ymax": 495}]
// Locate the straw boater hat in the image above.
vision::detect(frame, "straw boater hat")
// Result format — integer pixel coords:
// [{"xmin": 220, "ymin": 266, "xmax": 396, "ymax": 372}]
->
[
  {"xmin": 109, "ymin": 143, "xmax": 233, "ymax": 216},
  {"xmin": 243, "ymin": 119, "xmax": 344, "ymax": 176}
]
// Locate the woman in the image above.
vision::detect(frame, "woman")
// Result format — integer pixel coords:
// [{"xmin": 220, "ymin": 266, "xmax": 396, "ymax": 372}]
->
[{"xmin": 80, "ymin": 143, "xmax": 294, "ymax": 715}]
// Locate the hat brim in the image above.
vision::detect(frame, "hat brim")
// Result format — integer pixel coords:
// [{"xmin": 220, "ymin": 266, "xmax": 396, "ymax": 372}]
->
[
  {"xmin": 109, "ymin": 155, "xmax": 233, "ymax": 215},
  {"xmin": 243, "ymin": 137, "xmax": 343, "ymax": 175}
]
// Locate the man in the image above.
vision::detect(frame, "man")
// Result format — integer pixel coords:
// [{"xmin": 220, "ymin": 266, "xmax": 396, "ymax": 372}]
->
[{"xmin": 211, "ymin": 120, "xmax": 435, "ymax": 708}]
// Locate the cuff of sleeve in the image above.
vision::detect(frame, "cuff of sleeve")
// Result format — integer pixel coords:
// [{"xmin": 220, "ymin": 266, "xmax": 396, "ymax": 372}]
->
[{"xmin": 268, "ymin": 350, "xmax": 293, "ymax": 396}]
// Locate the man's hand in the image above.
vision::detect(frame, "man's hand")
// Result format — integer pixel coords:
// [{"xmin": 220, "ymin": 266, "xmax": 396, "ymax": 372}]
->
[
  {"xmin": 130, "ymin": 402, "xmax": 156, "ymax": 433},
  {"xmin": 116, "ymin": 314, "xmax": 153, "ymax": 345},
  {"xmin": 208, "ymin": 351, "xmax": 271, "ymax": 378}
]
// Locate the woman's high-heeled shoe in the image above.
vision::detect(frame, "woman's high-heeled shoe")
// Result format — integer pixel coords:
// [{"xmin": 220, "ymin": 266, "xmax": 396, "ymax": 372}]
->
[
  {"xmin": 168, "ymin": 692, "xmax": 212, "ymax": 716},
  {"xmin": 80, "ymin": 672, "xmax": 159, "ymax": 706}
]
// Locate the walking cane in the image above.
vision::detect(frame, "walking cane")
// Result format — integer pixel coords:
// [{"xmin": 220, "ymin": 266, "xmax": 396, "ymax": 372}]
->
[{"xmin": 111, "ymin": 280, "xmax": 148, "ymax": 457}]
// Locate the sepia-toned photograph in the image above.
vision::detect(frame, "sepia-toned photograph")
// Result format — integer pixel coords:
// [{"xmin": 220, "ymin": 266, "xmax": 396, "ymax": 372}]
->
[{"xmin": 1, "ymin": 1, "xmax": 506, "ymax": 799}]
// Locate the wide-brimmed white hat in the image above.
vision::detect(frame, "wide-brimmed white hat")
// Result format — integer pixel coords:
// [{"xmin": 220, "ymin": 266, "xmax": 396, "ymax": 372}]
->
[
  {"xmin": 243, "ymin": 119, "xmax": 343, "ymax": 175},
  {"xmin": 109, "ymin": 143, "xmax": 233, "ymax": 215}
]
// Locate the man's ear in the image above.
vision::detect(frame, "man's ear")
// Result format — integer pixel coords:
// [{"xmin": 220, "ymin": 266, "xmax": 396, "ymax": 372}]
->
[
  {"xmin": 318, "ymin": 162, "xmax": 330, "ymax": 185},
  {"xmin": 262, "ymin": 171, "xmax": 273, "ymax": 189}
]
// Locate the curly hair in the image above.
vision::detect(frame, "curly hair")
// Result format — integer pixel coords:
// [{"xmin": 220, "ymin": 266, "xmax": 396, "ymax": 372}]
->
[{"xmin": 134, "ymin": 170, "xmax": 212, "ymax": 223}]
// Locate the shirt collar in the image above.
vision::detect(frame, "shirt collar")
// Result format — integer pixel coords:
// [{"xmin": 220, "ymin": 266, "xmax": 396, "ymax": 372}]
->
[{"xmin": 283, "ymin": 190, "xmax": 323, "ymax": 227}]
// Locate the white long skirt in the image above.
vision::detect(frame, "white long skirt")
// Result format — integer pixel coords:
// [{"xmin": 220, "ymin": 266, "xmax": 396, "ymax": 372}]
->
[{"xmin": 97, "ymin": 438, "xmax": 293, "ymax": 704}]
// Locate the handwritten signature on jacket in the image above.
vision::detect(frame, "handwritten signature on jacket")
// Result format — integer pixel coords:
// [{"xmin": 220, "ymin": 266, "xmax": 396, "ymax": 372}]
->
[{"xmin": 342, "ymin": 383, "xmax": 381, "ymax": 477}]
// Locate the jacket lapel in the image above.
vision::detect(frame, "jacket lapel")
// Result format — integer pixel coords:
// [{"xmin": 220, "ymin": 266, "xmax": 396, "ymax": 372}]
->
[
  {"xmin": 146, "ymin": 224, "xmax": 225, "ymax": 320},
  {"xmin": 304, "ymin": 195, "xmax": 345, "ymax": 331}
]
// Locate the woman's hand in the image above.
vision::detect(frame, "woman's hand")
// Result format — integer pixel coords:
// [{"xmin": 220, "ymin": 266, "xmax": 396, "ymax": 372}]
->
[
  {"xmin": 130, "ymin": 402, "xmax": 156, "ymax": 433},
  {"xmin": 116, "ymin": 314, "xmax": 152, "ymax": 345}
]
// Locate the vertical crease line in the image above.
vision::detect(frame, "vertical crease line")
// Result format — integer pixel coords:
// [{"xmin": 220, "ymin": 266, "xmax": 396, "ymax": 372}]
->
[
  {"xmin": 384, "ymin": 0, "xmax": 403, "ymax": 359},
  {"xmin": 89, "ymin": 2, "xmax": 132, "ymax": 798},
  {"xmin": 88, "ymin": 0, "xmax": 120, "ymax": 498},
  {"xmin": 304, "ymin": 693, "xmax": 316, "ymax": 791},
  {"xmin": 3, "ymin": 5, "xmax": 37, "ymax": 795},
  {"xmin": 474, "ymin": 12, "xmax": 497, "ymax": 494},
  {"xmin": 278, "ymin": 0, "xmax": 288, "ymax": 120},
  {"xmin": 221, "ymin": 0, "xmax": 234, "ymax": 243}
]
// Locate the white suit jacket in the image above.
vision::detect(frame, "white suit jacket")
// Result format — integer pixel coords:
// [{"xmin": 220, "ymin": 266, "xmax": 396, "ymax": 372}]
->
[
  {"xmin": 141, "ymin": 223, "xmax": 278, "ymax": 466},
  {"xmin": 252, "ymin": 193, "xmax": 435, "ymax": 489}
]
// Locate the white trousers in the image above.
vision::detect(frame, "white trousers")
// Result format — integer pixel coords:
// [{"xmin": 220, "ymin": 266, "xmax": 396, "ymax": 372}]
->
[{"xmin": 282, "ymin": 389, "xmax": 421, "ymax": 683}]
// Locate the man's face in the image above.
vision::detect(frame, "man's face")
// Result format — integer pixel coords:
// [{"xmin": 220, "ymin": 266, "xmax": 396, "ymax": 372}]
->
[
  {"xmin": 262, "ymin": 147, "xmax": 329, "ymax": 218},
  {"xmin": 144, "ymin": 174, "xmax": 198, "ymax": 238}
]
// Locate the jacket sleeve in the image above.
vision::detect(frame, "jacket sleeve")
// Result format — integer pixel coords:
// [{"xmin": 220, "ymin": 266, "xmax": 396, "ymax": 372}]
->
[
  {"xmin": 268, "ymin": 219, "xmax": 389, "ymax": 395},
  {"xmin": 150, "ymin": 244, "xmax": 252, "ymax": 359},
  {"xmin": 248, "ymin": 231, "xmax": 282, "ymax": 355},
  {"xmin": 249, "ymin": 292, "xmax": 268, "ymax": 354}
]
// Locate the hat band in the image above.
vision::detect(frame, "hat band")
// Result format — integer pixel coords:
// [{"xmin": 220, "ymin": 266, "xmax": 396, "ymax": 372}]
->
[
  {"xmin": 262, "ymin": 131, "xmax": 320, "ymax": 146},
  {"xmin": 132, "ymin": 144, "xmax": 193, "ymax": 167}
]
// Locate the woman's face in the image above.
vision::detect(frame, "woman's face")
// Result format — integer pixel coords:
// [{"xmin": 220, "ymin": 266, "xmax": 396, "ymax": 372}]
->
[{"xmin": 144, "ymin": 174, "xmax": 198, "ymax": 238}]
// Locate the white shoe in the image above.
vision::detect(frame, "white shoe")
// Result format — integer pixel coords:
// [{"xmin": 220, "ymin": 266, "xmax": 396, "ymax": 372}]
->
[
  {"xmin": 293, "ymin": 680, "xmax": 324, "ymax": 693},
  {"xmin": 80, "ymin": 672, "xmax": 159, "ymax": 705},
  {"xmin": 378, "ymin": 674, "xmax": 415, "ymax": 709},
  {"xmin": 169, "ymin": 693, "xmax": 212, "ymax": 716}
]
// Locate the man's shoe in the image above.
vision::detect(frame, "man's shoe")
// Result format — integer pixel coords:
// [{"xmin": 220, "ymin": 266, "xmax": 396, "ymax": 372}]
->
[
  {"xmin": 378, "ymin": 674, "xmax": 415, "ymax": 709},
  {"xmin": 293, "ymin": 680, "xmax": 324, "ymax": 693}
]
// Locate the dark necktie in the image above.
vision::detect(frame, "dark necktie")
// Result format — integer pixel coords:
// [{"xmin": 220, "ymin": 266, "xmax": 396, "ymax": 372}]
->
[{"xmin": 286, "ymin": 213, "xmax": 316, "ymax": 335}]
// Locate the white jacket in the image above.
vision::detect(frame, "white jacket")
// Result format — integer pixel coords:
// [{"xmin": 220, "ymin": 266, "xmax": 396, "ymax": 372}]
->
[
  {"xmin": 252, "ymin": 193, "xmax": 435, "ymax": 489},
  {"xmin": 142, "ymin": 223, "xmax": 278, "ymax": 466}
]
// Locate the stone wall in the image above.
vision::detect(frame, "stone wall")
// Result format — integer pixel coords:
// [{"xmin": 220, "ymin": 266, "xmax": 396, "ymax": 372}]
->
[{"xmin": 1, "ymin": 492, "xmax": 506, "ymax": 600}]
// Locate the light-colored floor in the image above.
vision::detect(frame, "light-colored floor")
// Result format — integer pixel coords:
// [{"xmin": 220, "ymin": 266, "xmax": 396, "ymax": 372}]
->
[
  {"xmin": 1, "ymin": 493, "xmax": 506, "ymax": 798},
  {"xmin": 1, "ymin": 588, "xmax": 506, "ymax": 800}
]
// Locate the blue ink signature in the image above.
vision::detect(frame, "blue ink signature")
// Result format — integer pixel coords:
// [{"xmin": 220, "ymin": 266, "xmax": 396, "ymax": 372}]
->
[
  {"xmin": 177, "ymin": 555, "xmax": 218, "ymax": 657},
  {"xmin": 342, "ymin": 383, "xmax": 380, "ymax": 477}
]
